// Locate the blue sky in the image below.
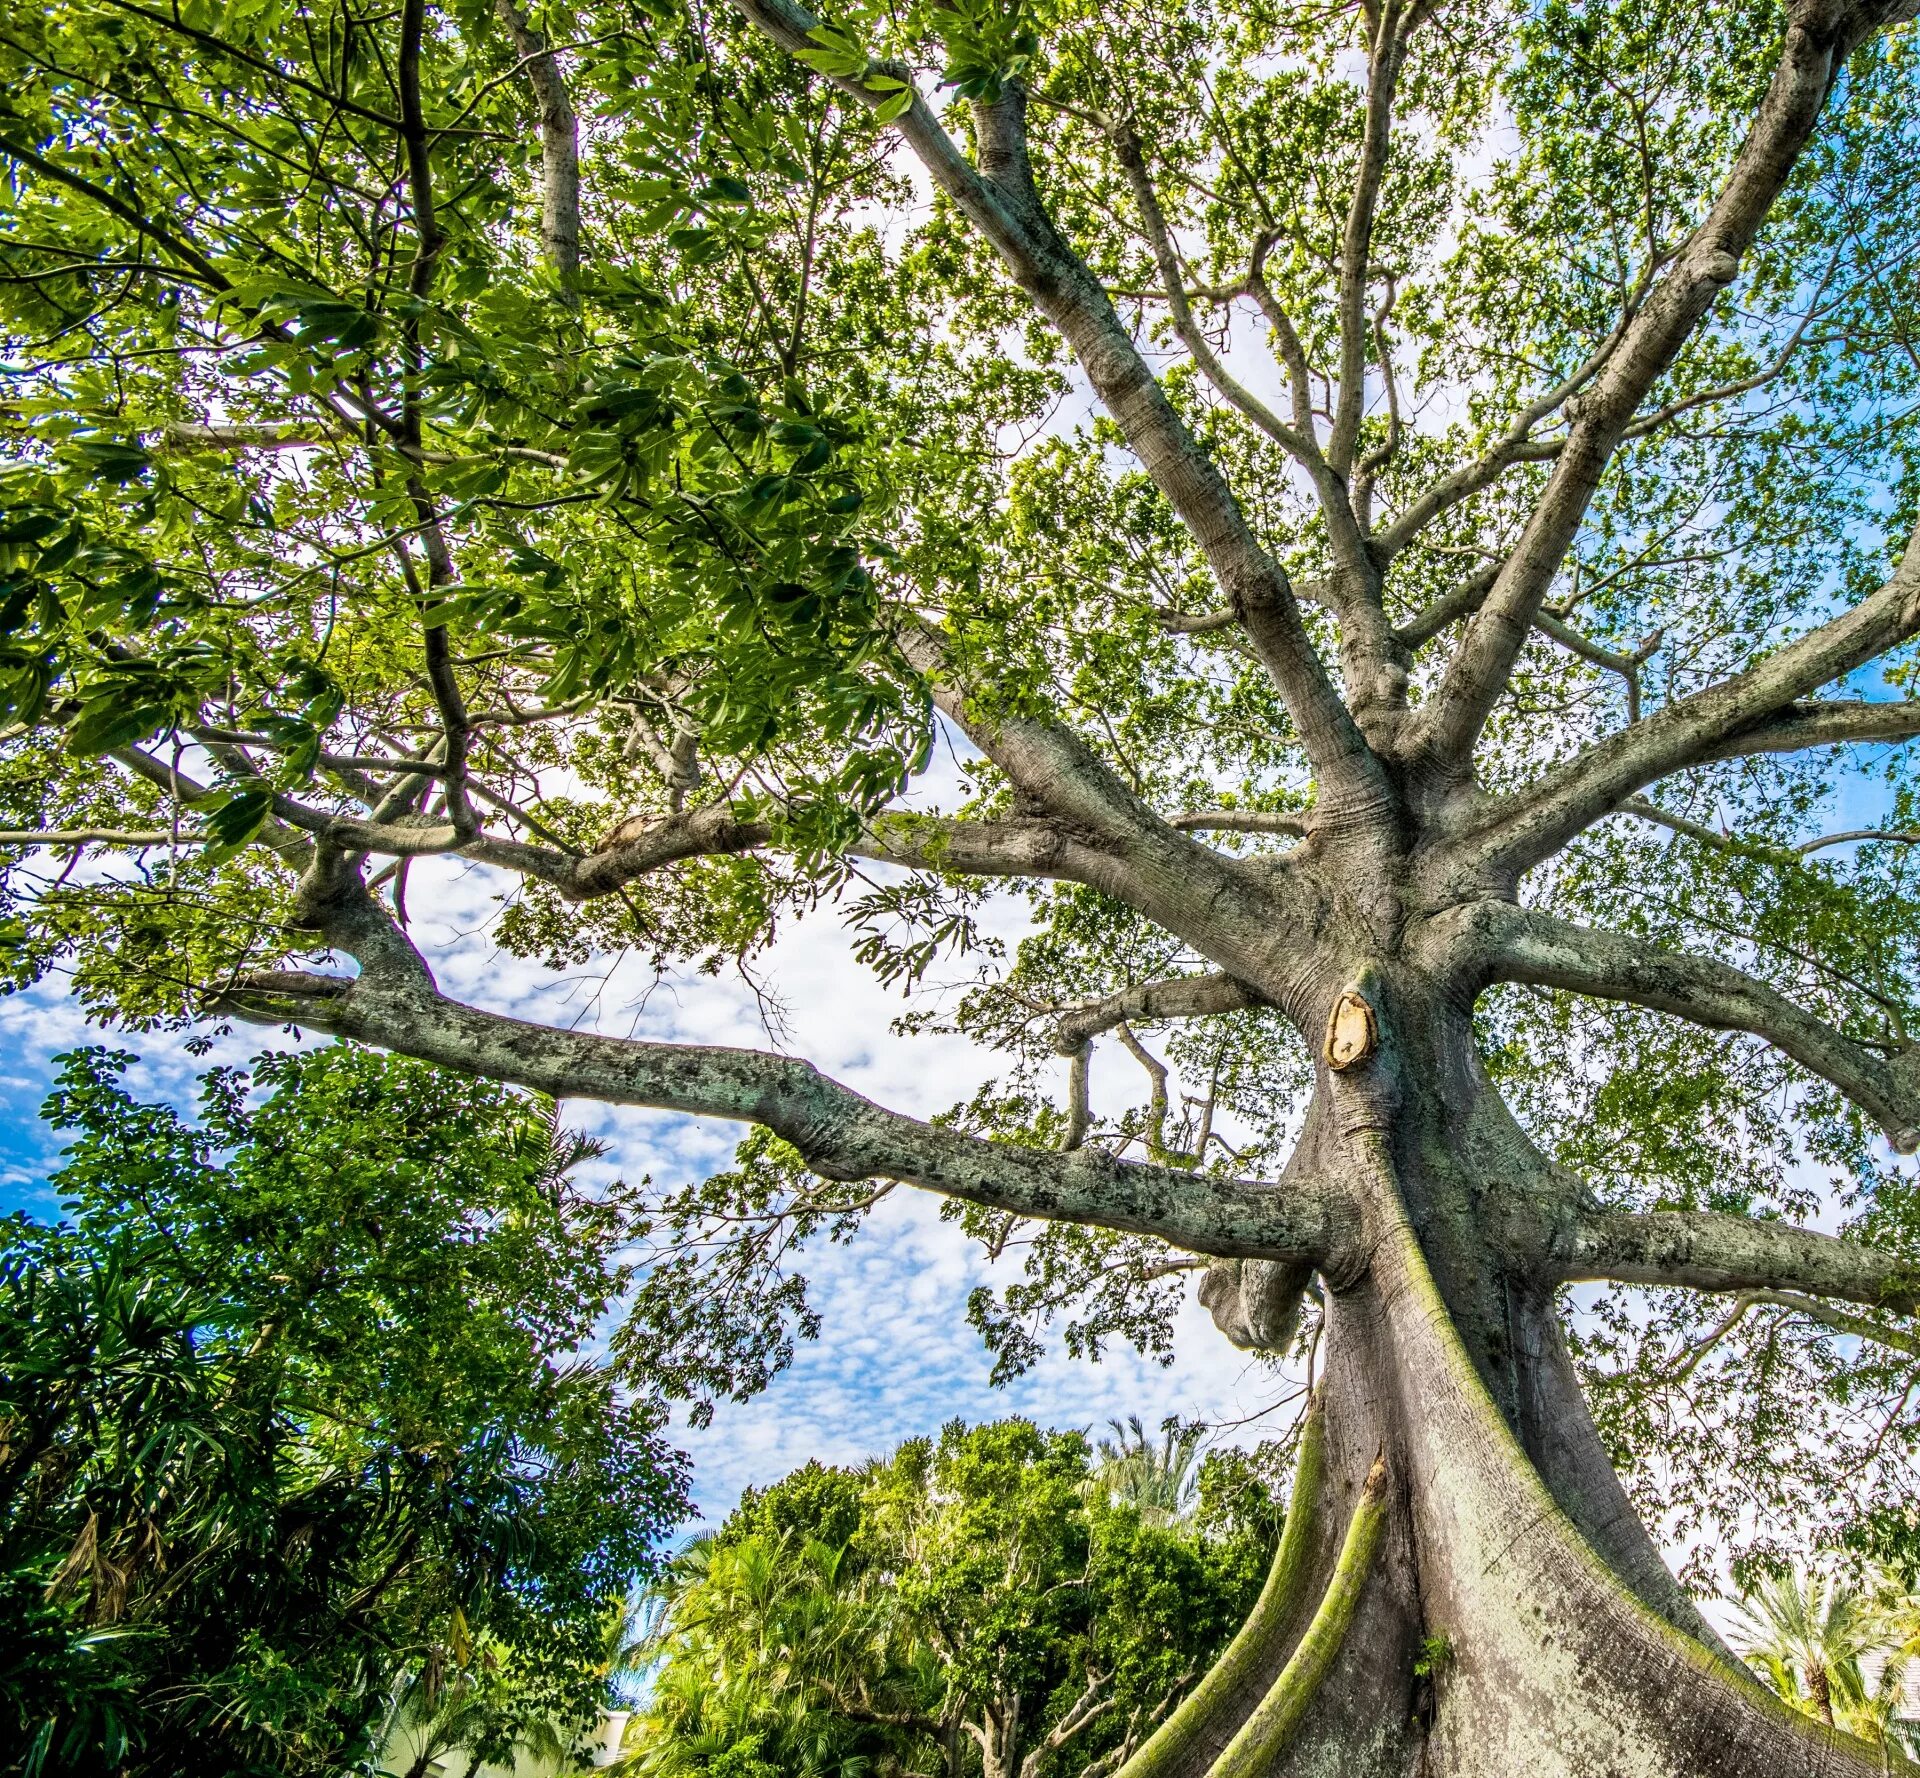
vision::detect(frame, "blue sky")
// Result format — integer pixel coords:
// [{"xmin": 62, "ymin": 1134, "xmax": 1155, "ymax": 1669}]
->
[{"xmin": 0, "ymin": 859, "xmax": 1301, "ymax": 1530}]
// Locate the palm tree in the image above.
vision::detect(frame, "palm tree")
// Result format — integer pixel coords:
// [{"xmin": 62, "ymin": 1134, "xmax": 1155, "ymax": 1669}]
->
[
  {"xmin": 1731, "ymin": 1569, "xmax": 1881, "ymax": 1734},
  {"xmin": 617, "ymin": 1532, "xmax": 911, "ymax": 1778},
  {"xmin": 1863, "ymin": 1570, "xmax": 1920, "ymax": 1756},
  {"xmin": 1092, "ymin": 1416, "xmax": 1203, "ymax": 1526}
]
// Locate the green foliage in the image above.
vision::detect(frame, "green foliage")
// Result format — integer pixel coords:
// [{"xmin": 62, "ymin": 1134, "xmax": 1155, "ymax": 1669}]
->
[
  {"xmin": 0, "ymin": 0, "xmax": 1917, "ymax": 1599},
  {"xmin": 0, "ymin": 1045, "xmax": 689, "ymax": 1777},
  {"xmin": 630, "ymin": 1418, "xmax": 1286, "ymax": 1778},
  {"xmin": 1729, "ymin": 1565, "xmax": 1920, "ymax": 1754}
]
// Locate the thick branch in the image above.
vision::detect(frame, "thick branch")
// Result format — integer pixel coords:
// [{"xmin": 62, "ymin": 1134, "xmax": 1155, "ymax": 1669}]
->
[
  {"xmin": 463, "ymin": 804, "xmax": 1121, "ymax": 900},
  {"xmin": 1418, "ymin": 0, "xmax": 1904, "ymax": 765},
  {"xmin": 1168, "ymin": 809, "xmax": 1308, "ymax": 837},
  {"xmin": 1562, "ymin": 1211, "xmax": 1917, "ymax": 1314},
  {"xmin": 493, "ymin": 0, "xmax": 581, "ymax": 291},
  {"xmin": 221, "ymin": 972, "xmax": 1358, "ymax": 1264},
  {"xmin": 1053, "ymin": 972, "xmax": 1263, "ymax": 1054},
  {"xmin": 1686, "ymin": 694, "xmax": 1920, "ymax": 763},
  {"xmin": 1478, "ymin": 903, "xmax": 1920, "ymax": 1150},
  {"xmin": 725, "ymin": 0, "xmax": 1388, "ymax": 813},
  {"xmin": 1456, "ymin": 523, "xmax": 1920, "ymax": 875}
]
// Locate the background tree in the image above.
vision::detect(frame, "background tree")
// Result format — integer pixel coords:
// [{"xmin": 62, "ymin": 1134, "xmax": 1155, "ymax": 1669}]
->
[
  {"xmin": 629, "ymin": 1421, "xmax": 1278, "ymax": 1778},
  {"xmin": 0, "ymin": 1047, "xmax": 689, "ymax": 1776},
  {"xmin": 1092, "ymin": 1417, "xmax": 1204, "ymax": 1528},
  {"xmin": 3, "ymin": 0, "xmax": 1920, "ymax": 1767},
  {"xmin": 1731, "ymin": 1565, "xmax": 1920, "ymax": 1753}
]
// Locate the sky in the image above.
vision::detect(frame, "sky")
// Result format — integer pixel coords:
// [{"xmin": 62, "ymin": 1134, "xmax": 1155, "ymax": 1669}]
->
[
  {"xmin": 0, "ymin": 802, "xmax": 1307, "ymax": 1531},
  {"xmin": 2, "ymin": 711, "xmax": 1911, "ymax": 1544}
]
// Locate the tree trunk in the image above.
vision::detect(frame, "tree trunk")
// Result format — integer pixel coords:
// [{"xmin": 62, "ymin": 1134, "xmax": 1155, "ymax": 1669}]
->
[{"xmin": 1175, "ymin": 983, "xmax": 1906, "ymax": 1778}]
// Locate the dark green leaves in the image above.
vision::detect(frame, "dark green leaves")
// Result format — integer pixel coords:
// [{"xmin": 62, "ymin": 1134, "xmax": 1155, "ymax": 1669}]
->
[{"xmin": 3, "ymin": 1045, "xmax": 691, "ymax": 1776}]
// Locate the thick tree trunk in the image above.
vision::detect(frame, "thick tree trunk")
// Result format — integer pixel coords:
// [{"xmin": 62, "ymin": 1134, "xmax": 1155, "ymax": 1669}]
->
[{"xmin": 1174, "ymin": 987, "xmax": 1909, "ymax": 1778}]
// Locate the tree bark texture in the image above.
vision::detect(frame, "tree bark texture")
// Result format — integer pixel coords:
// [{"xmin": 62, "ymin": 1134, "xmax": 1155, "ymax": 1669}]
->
[{"xmin": 1174, "ymin": 982, "xmax": 1907, "ymax": 1778}]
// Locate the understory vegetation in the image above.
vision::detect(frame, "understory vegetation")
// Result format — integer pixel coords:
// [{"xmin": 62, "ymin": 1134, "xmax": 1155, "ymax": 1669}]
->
[
  {"xmin": 0, "ymin": 1046, "xmax": 688, "ymax": 1777},
  {"xmin": 627, "ymin": 1419, "xmax": 1287, "ymax": 1778}
]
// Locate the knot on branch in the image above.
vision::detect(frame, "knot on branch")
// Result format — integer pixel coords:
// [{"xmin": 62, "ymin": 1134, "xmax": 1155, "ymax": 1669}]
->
[{"xmin": 1199, "ymin": 1257, "xmax": 1314, "ymax": 1351}]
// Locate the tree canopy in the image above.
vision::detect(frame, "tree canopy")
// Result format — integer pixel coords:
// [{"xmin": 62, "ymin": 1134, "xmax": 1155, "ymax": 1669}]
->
[
  {"xmin": 630, "ymin": 1419, "xmax": 1286, "ymax": 1778},
  {"xmin": 0, "ymin": 1045, "xmax": 688, "ymax": 1777},
  {"xmin": 4, "ymin": 0, "xmax": 1920, "ymax": 1765}
]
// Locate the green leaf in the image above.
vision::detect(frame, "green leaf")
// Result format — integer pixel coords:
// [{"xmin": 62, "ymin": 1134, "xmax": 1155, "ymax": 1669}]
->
[{"xmin": 66, "ymin": 700, "xmax": 170, "ymax": 756}]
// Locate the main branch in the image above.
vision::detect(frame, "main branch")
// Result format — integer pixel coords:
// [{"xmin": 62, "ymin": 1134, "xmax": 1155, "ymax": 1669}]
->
[
  {"xmin": 1472, "ymin": 903, "xmax": 1920, "ymax": 1150},
  {"xmin": 1454, "ymin": 521, "xmax": 1920, "ymax": 876},
  {"xmin": 1563, "ymin": 1210, "xmax": 1917, "ymax": 1314},
  {"xmin": 1417, "ymin": 0, "xmax": 1909, "ymax": 769},
  {"xmin": 221, "ymin": 968, "xmax": 1356, "ymax": 1264}
]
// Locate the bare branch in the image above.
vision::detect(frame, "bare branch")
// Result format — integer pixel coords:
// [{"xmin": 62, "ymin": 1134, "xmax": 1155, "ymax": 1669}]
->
[
  {"xmin": 1618, "ymin": 799, "xmax": 1920, "ymax": 861},
  {"xmin": 1156, "ymin": 607, "xmax": 1240, "ymax": 635},
  {"xmin": 1328, "ymin": 0, "xmax": 1430, "ymax": 480},
  {"xmin": 1244, "ymin": 241, "xmax": 1321, "ymax": 443},
  {"xmin": 1685, "ymin": 694, "xmax": 1920, "ymax": 764},
  {"xmin": 0, "ymin": 828, "xmax": 184, "ymax": 847},
  {"xmin": 1393, "ymin": 561, "xmax": 1503, "ymax": 649},
  {"xmin": 1798, "ymin": 827, "xmax": 1920, "ymax": 854},
  {"xmin": 218, "ymin": 970, "xmax": 1359, "ymax": 1265},
  {"xmin": 465, "ymin": 803, "xmax": 1122, "ymax": 899},
  {"xmin": 1533, "ymin": 613, "xmax": 1664, "ymax": 724},
  {"xmin": 1745, "ymin": 1288, "xmax": 1920, "ymax": 1360},
  {"xmin": 1053, "ymin": 972, "xmax": 1264, "ymax": 1053},
  {"xmin": 1168, "ymin": 809, "xmax": 1308, "ymax": 837},
  {"xmin": 1062, "ymin": 1042, "xmax": 1092, "ymax": 1152},
  {"xmin": 155, "ymin": 421, "xmax": 568, "ymax": 469},
  {"xmin": 493, "ymin": 0, "xmax": 581, "ymax": 292},
  {"xmin": 1473, "ymin": 902, "xmax": 1920, "ymax": 1150},
  {"xmin": 1562, "ymin": 1210, "xmax": 1917, "ymax": 1314}
]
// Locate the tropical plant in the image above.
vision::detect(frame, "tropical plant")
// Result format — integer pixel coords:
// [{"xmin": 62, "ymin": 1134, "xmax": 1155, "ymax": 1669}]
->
[
  {"xmin": 1732, "ymin": 1568, "xmax": 1880, "ymax": 1730},
  {"xmin": 1732, "ymin": 1566, "xmax": 1920, "ymax": 1752},
  {"xmin": 5, "ymin": 0, "xmax": 1920, "ymax": 1766},
  {"xmin": 1092, "ymin": 1416, "xmax": 1204, "ymax": 1527},
  {"xmin": 628, "ymin": 1423, "xmax": 1276, "ymax": 1778},
  {"xmin": 0, "ymin": 1045, "xmax": 689, "ymax": 1777}
]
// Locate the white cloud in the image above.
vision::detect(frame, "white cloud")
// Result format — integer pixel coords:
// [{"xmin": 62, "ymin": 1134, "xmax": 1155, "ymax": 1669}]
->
[{"xmin": 0, "ymin": 833, "xmax": 1302, "ymax": 1535}]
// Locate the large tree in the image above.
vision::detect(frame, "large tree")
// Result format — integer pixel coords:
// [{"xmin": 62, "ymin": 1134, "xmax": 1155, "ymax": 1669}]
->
[{"xmin": 3, "ymin": 0, "xmax": 1920, "ymax": 1767}]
